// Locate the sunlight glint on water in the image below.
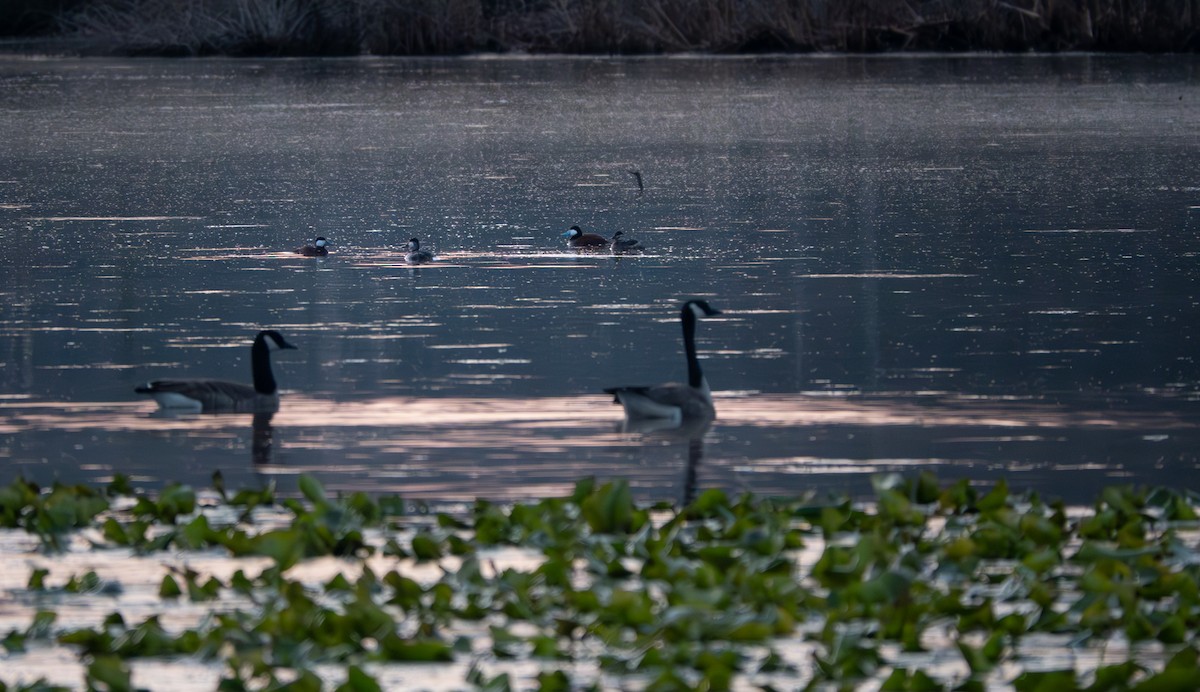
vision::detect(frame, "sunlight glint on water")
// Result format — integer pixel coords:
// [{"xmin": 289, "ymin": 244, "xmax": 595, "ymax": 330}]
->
[{"xmin": 0, "ymin": 54, "xmax": 1198, "ymax": 505}]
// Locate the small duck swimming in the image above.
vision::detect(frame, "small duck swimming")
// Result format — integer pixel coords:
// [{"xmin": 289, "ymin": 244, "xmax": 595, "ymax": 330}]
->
[
  {"xmin": 562, "ymin": 225, "xmax": 608, "ymax": 249},
  {"xmin": 405, "ymin": 237, "xmax": 434, "ymax": 264},
  {"xmin": 295, "ymin": 237, "xmax": 329, "ymax": 256},
  {"xmin": 610, "ymin": 231, "xmax": 645, "ymax": 253}
]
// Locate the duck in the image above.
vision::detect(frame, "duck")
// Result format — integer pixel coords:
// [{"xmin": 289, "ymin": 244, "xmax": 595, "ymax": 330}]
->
[
  {"xmin": 604, "ymin": 300, "xmax": 723, "ymax": 422},
  {"xmin": 135, "ymin": 330, "xmax": 298, "ymax": 413},
  {"xmin": 405, "ymin": 237, "xmax": 434, "ymax": 264},
  {"xmin": 562, "ymin": 225, "xmax": 608, "ymax": 249},
  {"xmin": 610, "ymin": 231, "xmax": 644, "ymax": 253},
  {"xmin": 295, "ymin": 237, "xmax": 328, "ymax": 256}
]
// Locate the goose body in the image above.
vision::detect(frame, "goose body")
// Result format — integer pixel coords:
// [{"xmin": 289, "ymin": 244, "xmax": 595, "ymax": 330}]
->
[
  {"xmin": 295, "ymin": 237, "xmax": 328, "ymax": 256},
  {"xmin": 605, "ymin": 300, "xmax": 722, "ymax": 422},
  {"xmin": 135, "ymin": 330, "xmax": 297, "ymax": 413},
  {"xmin": 405, "ymin": 237, "xmax": 434, "ymax": 264},
  {"xmin": 563, "ymin": 225, "xmax": 608, "ymax": 249},
  {"xmin": 610, "ymin": 231, "xmax": 644, "ymax": 253}
]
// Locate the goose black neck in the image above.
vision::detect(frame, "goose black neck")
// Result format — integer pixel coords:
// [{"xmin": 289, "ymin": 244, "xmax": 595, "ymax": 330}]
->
[
  {"xmin": 251, "ymin": 334, "xmax": 278, "ymax": 395},
  {"xmin": 682, "ymin": 306, "xmax": 703, "ymax": 389}
]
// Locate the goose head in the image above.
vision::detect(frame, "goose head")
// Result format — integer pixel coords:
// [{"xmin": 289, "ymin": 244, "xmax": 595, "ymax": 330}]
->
[
  {"xmin": 684, "ymin": 300, "xmax": 722, "ymax": 320},
  {"xmin": 258, "ymin": 330, "xmax": 299, "ymax": 352}
]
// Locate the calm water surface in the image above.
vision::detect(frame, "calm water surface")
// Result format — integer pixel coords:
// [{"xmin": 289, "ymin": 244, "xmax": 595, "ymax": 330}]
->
[{"xmin": 2, "ymin": 54, "xmax": 1199, "ymax": 504}]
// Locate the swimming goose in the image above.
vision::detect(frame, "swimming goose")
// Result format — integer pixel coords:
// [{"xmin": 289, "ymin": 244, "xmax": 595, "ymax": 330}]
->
[
  {"xmin": 562, "ymin": 225, "xmax": 608, "ymax": 249},
  {"xmin": 405, "ymin": 237, "xmax": 434, "ymax": 264},
  {"xmin": 135, "ymin": 330, "xmax": 298, "ymax": 412},
  {"xmin": 604, "ymin": 300, "xmax": 723, "ymax": 421},
  {"xmin": 610, "ymin": 231, "xmax": 644, "ymax": 253},
  {"xmin": 295, "ymin": 237, "xmax": 328, "ymax": 256}
]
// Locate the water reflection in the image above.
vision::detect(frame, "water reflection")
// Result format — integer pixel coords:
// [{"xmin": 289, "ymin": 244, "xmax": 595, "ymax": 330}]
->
[
  {"xmin": 252, "ymin": 412, "xmax": 275, "ymax": 466},
  {"xmin": 2, "ymin": 55, "xmax": 1199, "ymax": 501},
  {"xmin": 1, "ymin": 393, "xmax": 1195, "ymax": 504},
  {"xmin": 618, "ymin": 415, "xmax": 713, "ymax": 505}
]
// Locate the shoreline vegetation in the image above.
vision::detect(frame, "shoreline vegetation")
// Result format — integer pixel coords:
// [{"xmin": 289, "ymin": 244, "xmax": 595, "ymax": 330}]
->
[
  {"xmin": 1, "ymin": 0, "xmax": 1198, "ymax": 57},
  {"xmin": 1, "ymin": 472, "xmax": 1200, "ymax": 688}
]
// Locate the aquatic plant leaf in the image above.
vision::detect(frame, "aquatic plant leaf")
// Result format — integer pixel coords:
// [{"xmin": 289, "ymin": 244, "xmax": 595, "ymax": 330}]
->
[
  {"xmin": 957, "ymin": 639, "xmax": 994, "ymax": 674},
  {"xmin": 246, "ymin": 529, "xmax": 305, "ymax": 569},
  {"xmin": 1021, "ymin": 547, "xmax": 1060, "ymax": 575},
  {"xmin": 133, "ymin": 483, "xmax": 195, "ymax": 523},
  {"xmin": 19, "ymin": 611, "xmax": 53, "ymax": 641},
  {"xmin": 158, "ymin": 574, "xmax": 182, "ymax": 598},
  {"xmin": 536, "ymin": 670, "xmax": 571, "ymax": 691},
  {"xmin": 26, "ymin": 568, "xmax": 49, "ymax": 591},
  {"xmin": 1086, "ymin": 661, "xmax": 1142, "ymax": 691},
  {"xmin": 1019, "ymin": 513, "xmax": 1064, "ymax": 546},
  {"xmin": 1163, "ymin": 645, "xmax": 1199, "ymax": 671},
  {"xmin": 855, "ymin": 570, "xmax": 913, "ymax": 605},
  {"xmin": 186, "ymin": 576, "xmax": 222, "ymax": 602},
  {"xmin": 298, "ymin": 474, "xmax": 329, "ymax": 508},
  {"xmin": 1012, "ymin": 670, "xmax": 1079, "ymax": 692},
  {"xmin": 106, "ymin": 474, "xmax": 135, "ymax": 498},
  {"xmin": 282, "ymin": 670, "xmax": 322, "ymax": 692},
  {"xmin": 529, "ymin": 635, "xmax": 565, "ymax": 659},
  {"xmin": 581, "ymin": 481, "xmax": 638, "ymax": 535},
  {"xmin": 377, "ymin": 634, "xmax": 454, "ymax": 662},
  {"xmin": 64, "ymin": 570, "xmax": 103, "ymax": 594},
  {"xmin": 1129, "ymin": 669, "xmax": 1200, "ymax": 691},
  {"xmin": 411, "ymin": 531, "xmax": 443, "ymax": 561},
  {"xmin": 334, "ymin": 666, "xmax": 382, "ymax": 692},
  {"xmin": 914, "ymin": 472, "xmax": 942, "ymax": 505},
  {"xmin": 726, "ymin": 620, "xmax": 773, "ymax": 642},
  {"xmin": 1073, "ymin": 541, "xmax": 1159, "ymax": 563},
  {"xmin": 85, "ymin": 655, "xmax": 134, "ymax": 692},
  {"xmin": 687, "ymin": 488, "xmax": 731, "ymax": 518},
  {"xmin": 977, "ymin": 480, "xmax": 1010, "ymax": 512},
  {"xmin": 881, "ymin": 668, "xmax": 944, "ymax": 691}
]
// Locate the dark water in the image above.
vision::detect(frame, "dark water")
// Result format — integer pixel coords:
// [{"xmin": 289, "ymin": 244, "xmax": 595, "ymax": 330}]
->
[{"xmin": 2, "ymin": 54, "xmax": 1198, "ymax": 503}]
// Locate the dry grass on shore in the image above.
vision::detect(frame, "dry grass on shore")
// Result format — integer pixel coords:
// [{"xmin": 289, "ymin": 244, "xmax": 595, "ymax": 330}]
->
[{"xmin": 25, "ymin": 0, "xmax": 1200, "ymax": 56}]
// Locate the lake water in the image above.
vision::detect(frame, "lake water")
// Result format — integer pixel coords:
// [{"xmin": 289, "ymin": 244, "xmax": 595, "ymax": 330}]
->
[{"xmin": 2, "ymin": 54, "xmax": 1199, "ymax": 505}]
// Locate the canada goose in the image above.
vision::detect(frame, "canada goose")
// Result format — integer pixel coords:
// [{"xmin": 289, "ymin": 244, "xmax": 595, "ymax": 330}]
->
[
  {"xmin": 610, "ymin": 231, "xmax": 644, "ymax": 253},
  {"xmin": 562, "ymin": 225, "xmax": 608, "ymax": 249},
  {"xmin": 135, "ymin": 330, "xmax": 298, "ymax": 412},
  {"xmin": 405, "ymin": 237, "xmax": 434, "ymax": 264},
  {"xmin": 604, "ymin": 300, "xmax": 723, "ymax": 421},
  {"xmin": 295, "ymin": 237, "xmax": 328, "ymax": 256}
]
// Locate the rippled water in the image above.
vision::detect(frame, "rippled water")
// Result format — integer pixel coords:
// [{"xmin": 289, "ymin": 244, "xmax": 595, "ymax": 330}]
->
[{"xmin": 2, "ymin": 54, "xmax": 1199, "ymax": 503}]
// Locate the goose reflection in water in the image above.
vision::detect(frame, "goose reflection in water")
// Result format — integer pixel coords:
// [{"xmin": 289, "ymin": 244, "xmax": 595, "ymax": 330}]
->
[
  {"xmin": 146, "ymin": 407, "xmax": 280, "ymax": 466},
  {"xmin": 618, "ymin": 414, "xmax": 713, "ymax": 506},
  {"xmin": 252, "ymin": 412, "xmax": 275, "ymax": 466}
]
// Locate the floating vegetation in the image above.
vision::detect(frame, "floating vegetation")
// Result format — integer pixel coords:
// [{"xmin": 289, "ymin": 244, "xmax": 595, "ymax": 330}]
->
[{"xmin": 1, "ymin": 472, "xmax": 1200, "ymax": 689}]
